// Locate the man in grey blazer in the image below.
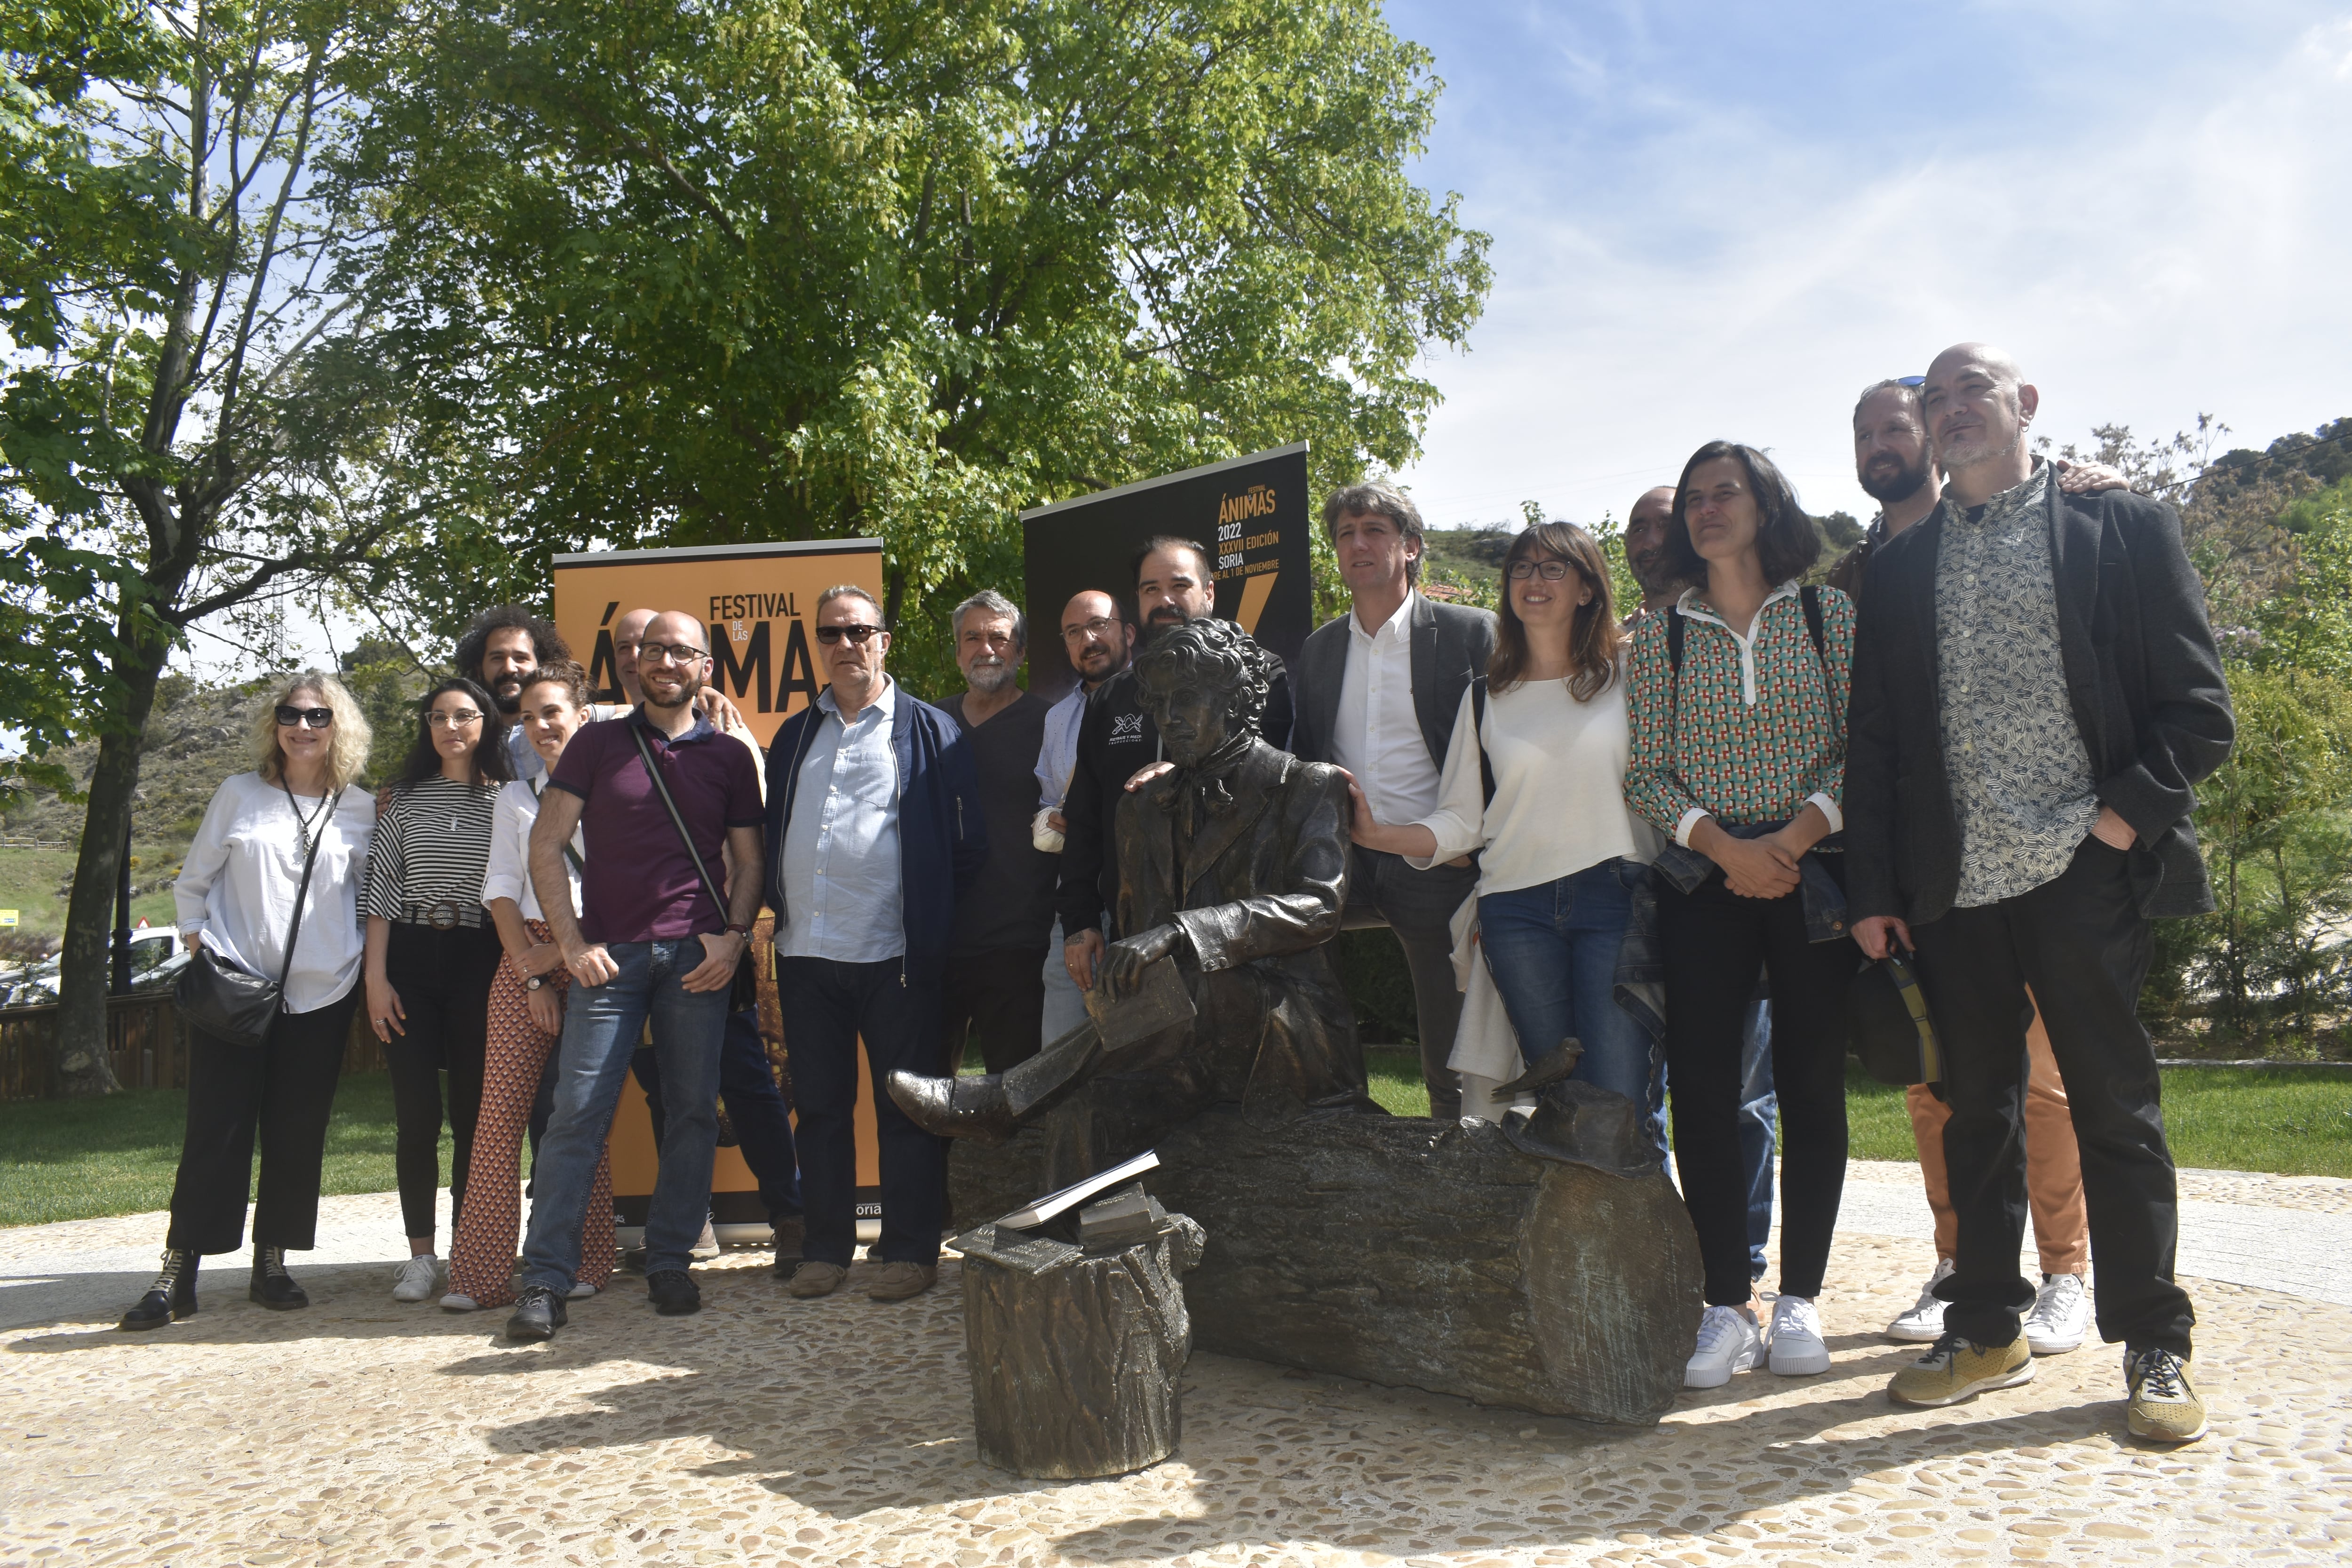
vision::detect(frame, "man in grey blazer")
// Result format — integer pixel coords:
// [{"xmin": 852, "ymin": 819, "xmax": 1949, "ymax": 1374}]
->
[{"xmin": 1290, "ymin": 481, "xmax": 1496, "ymax": 1120}]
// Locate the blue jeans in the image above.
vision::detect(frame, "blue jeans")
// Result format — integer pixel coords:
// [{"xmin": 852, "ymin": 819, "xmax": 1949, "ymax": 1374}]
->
[
  {"xmin": 521, "ymin": 939, "xmax": 731, "ymax": 1290},
  {"xmin": 1739, "ymin": 1001, "xmax": 1777, "ymax": 1282},
  {"xmin": 1478, "ymin": 858, "xmax": 1663, "ymax": 1152}
]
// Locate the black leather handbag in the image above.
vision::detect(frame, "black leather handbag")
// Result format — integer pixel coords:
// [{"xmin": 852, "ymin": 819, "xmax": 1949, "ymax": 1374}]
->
[
  {"xmin": 631, "ymin": 726, "xmax": 759, "ymax": 1015},
  {"xmin": 174, "ymin": 791, "xmax": 338, "ymax": 1048}
]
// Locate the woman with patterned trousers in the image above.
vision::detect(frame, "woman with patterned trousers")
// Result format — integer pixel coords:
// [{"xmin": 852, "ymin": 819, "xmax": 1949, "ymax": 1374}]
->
[
  {"xmin": 442, "ymin": 661, "xmax": 616, "ymax": 1311},
  {"xmin": 363, "ymin": 677, "xmax": 513, "ymax": 1301},
  {"xmin": 1624, "ymin": 440, "xmax": 1858, "ymax": 1391}
]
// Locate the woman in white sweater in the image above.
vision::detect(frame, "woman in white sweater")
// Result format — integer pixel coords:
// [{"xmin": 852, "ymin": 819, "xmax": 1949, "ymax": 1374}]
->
[
  {"xmin": 1344, "ymin": 522, "xmax": 1661, "ymax": 1138},
  {"xmin": 122, "ymin": 674, "xmax": 376, "ymax": 1330}
]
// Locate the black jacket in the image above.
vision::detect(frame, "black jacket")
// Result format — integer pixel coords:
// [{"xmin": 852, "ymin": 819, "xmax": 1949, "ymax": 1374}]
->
[
  {"xmin": 763, "ymin": 683, "xmax": 987, "ymax": 982},
  {"xmin": 1055, "ymin": 652, "xmax": 1292, "ymax": 939},
  {"xmin": 1844, "ymin": 476, "xmax": 2233, "ymax": 925},
  {"xmin": 1287, "ymin": 593, "xmax": 1499, "ymax": 780}
]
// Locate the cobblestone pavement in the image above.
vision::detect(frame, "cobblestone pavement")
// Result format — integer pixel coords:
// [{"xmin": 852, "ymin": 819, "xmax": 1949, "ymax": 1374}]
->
[{"xmin": 2, "ymin": 1164, "xmax": 2348, "ymax": 1567}]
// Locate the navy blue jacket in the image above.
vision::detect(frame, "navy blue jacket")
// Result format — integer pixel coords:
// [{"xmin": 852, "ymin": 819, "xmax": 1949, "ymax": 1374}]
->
[{"xmin": 763, "ymin": 683, "xmax": 987, "ymax": 981}]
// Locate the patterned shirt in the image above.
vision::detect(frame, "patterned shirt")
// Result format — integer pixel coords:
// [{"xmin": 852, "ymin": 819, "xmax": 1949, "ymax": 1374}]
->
[
  {"xmin": 1934, "ymin": 464, "xmax": 2099, "ymax": 906},
  {"xmin": 1624, "ymin": 581, "xmax": 1855, "ymax": 844},
  {"xmin": 362, "ymin": 774, "xmax": 501, "ymax": 925}
]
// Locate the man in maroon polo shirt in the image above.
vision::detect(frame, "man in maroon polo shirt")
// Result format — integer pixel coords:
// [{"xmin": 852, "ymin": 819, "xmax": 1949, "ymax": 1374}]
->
[{"xmin": 504, "ymin": 611, "xmax": 764, "ymax": 1340}]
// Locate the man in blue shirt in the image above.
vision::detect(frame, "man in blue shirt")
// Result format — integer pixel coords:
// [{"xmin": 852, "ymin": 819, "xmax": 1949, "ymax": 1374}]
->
[{"xmin": 764, "ymin": 586, "xmax": 985, "ymax": 1302}]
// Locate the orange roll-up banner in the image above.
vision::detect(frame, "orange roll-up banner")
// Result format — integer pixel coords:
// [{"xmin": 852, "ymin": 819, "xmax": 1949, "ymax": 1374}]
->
[{"xmin": 551, "ymin": 539, "xmax": 888, "ymax": 1237}]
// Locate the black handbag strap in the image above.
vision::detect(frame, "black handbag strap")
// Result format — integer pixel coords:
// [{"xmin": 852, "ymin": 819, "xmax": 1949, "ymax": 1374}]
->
[
  {"xmin": 273, "ymin": 789, "xmax": 337, "ymax": 1003},
  {"xmin": 629, "ymin": 723, "xmax": 730, "ymax": 925},
  {"xmin": 529, "ymin": 778, "xmax": 588, "ymax": 879}
]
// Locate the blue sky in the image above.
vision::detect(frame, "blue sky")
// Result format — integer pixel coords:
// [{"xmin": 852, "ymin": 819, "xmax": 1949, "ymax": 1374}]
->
[{"xmin": 1379, "ymin": 0, "xmax": 2352, "ymax": 527}]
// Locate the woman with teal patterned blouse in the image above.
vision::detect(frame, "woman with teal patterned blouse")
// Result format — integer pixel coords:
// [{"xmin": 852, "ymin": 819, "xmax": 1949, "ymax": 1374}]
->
[{"xmin": 1623, "ymin": 440, "xmax": 1858, "ymax": 1394}]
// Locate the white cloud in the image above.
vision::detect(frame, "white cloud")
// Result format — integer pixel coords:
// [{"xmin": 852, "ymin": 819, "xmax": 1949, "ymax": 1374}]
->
[{"xmin": 1395, "ymin": 14, "xmax": 2352, "ymax": 529}]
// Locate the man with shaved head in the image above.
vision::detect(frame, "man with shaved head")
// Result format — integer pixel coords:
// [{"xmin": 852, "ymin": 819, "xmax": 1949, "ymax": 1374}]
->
[{"xmin": 1845, "ymin": 343, "xmax": 2234, "ymax": 1442}]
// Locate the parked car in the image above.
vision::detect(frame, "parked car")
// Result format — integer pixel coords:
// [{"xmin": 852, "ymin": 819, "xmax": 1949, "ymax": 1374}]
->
[{"xmin": 0, "ymin": 929, "xmax": 182, "ymax": 1007}]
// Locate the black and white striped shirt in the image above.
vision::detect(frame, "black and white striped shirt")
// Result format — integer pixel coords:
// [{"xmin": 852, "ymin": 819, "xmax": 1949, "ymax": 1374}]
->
[{"xmin": 362, "ymin": 775, "xmax": 501, "ymax": 923}]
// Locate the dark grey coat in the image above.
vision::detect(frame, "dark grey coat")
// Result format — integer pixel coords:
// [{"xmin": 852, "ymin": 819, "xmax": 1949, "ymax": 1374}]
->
[
  {"xmin": 1844, "ymin": 476, "xmax": 2234, "ymax": 925},
  {"xmin": 1288, "ymin": 593, "xmax": 1499, "ymax": 778}
]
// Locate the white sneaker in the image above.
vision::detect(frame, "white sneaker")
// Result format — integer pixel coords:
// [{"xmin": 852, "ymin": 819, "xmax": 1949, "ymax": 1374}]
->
[
  {"xmin": 567, "ymin": 1280, "xmax": 599, "ymax": 1301},
  {"xmin": 1685, "ymin": 1304, "xmax": 1764, "ymax": 1389},
  {"xmin": 1767, "ymin": 1294, "xmax": 1832, "ymax": 1376},
  {"xmin": 392, "ymin": 1254, "xmax": 441, "ymax": 1303},
  {"xmin": 1887, "ymin": 1258, "xmax": 1955, "ymax": 1343},
  {"xmin": 691, "ymin": 1220, "xmax": 721, "ymax": 1260},
  {"xmin": 437, "ymin": 1291, "xmax": 478, "ymax": 1313},
  {"xmin": 2024, "ymin": 1270, "xmax": 2090, "ymax": 1355}
]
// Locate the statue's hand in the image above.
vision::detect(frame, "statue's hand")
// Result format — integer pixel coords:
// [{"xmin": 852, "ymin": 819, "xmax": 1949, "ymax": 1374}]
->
[{"xmin": 1101, "ymin": 923, "xmax": 1182, "ymax": 998}]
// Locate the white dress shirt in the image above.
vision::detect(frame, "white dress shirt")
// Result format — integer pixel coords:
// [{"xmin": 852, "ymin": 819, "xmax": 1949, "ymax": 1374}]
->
[
  {"xmin": 479, "ymin": 778, "xmax": 583, "ymax": 923},
  {"xmin": 1330, "ymin": 590, "xmax": 1444, "ymax": 827},
  {"xmin": 1034, "ymin": 684, "xmax": 1089, "ymax": 812},
  {"xmin": 174, "ymin": 772, "xmax": 376, "ymax": 1013},
  {"xmin": 777, "ymin": 677, "xmax": 904, "ymax": 963}
]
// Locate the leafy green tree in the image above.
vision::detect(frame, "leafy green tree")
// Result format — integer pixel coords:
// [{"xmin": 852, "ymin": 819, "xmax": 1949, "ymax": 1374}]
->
[
  {"xmin": 333, "ymin": 0, "xmax": 1491, "ymax": 677},
  {"xmin": 2, "ymin": 1, "xmax": 433, "ymax": 1094}
]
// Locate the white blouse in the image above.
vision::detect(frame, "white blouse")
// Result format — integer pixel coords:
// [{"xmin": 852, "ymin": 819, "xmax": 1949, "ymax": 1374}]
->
[
  {"xmin": 1407, "ymin": 673, "xmax": 1660, "ymax": 895},
  {"xmin": 480, "ymin": 778, "xmax": 583, "ymax": 924},
  {"xmin": 174, "ymin": 772, "xmax": 375, "ymax": 1013}
]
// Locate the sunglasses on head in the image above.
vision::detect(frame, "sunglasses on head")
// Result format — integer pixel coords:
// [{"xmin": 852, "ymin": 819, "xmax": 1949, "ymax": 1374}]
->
[
  {"xmin": 276, "ymin": 706, "xmax": 334, "ymax": 728},
  {"xmin": 816, "ymin": 623, "xmax": 884, "ymax": 645},
  {"xmin": 1895, "ymin": 374, "xmax": 1924, "ymax": 386}
]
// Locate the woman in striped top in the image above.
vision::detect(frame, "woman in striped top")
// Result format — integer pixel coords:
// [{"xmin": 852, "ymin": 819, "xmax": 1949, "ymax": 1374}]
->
[
  {"xmin": 362, "ymin": 677, "xmax": 512, "ymax": 1301},
  {"xmin": 1623, "ymin": 440, "xmax": 1858, "ymax": 1393}
]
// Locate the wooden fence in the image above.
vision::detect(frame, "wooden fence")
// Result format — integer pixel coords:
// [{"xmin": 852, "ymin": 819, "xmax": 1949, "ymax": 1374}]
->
[{"xmin": 0, "ymin": 994, "xmax": 385, "ymax": 1101}]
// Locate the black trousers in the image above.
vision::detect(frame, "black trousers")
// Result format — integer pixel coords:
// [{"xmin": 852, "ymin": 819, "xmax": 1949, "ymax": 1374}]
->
[
  {"xmin": 939, "ymin": 947, "xmax": 1049, "ymax": 1075},
  {"xmin": 1658, "ymin": 863, "xmax": 1854, "ymax": 1306},
  {"xmin": 1343, "ymin": 846, "xmax": 1478, "ymax": 1121},
  {"xmin": 166, "ymin": 988, "xmax": 363, "ymax": 1254},
  {"xmin": 633, "ymin": 1005, "xmax": 803, "ymax": 1222},
  {"xmin": 778, "ymin": 955, "xmax": 944, "ymax": 1268},
  {"xmin": 1912, "ymin": 838, "xmax": 2194, "ymax": 1355},
  {"xmin": 381, "ymin": 922, "xmax": 502, "ymax": 1241}
]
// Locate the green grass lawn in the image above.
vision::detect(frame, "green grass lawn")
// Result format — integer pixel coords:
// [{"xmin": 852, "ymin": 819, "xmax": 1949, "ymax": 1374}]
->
[
  {"xmin": 1367, "ymin": 1049, "xmax": 2352, "ymax": 1178},
  {"xmin": 0, "ymin": 1071, "xmax": 451, "ymax": 1228},
  {"xmin": 3, "ymin": 1055, "xmax": 2343, "ymax": 1228},
  {"xmin": 0, "ymin": 845, "xmax": 181, "ymax": 940}
]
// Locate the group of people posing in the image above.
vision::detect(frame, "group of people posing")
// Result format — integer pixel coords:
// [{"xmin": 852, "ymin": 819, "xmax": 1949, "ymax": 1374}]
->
[{"xmin": 127, "ymin": 340, "xmax": 2230, "ymax": 1449}]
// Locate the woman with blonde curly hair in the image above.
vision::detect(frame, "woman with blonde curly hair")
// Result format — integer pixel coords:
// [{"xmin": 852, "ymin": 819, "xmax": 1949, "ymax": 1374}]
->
[{"xmin": 122, "ymin": 672, "xmax": 377, "ymax": 1330}]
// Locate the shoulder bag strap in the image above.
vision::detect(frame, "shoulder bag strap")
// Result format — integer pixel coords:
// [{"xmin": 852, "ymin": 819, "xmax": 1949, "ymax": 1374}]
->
[
  {"xmin": 1469, "ymin": 676, "xmax": 1495, "ymax": 808},
  {"xmin": 1799, "ymin": 584, "xmax": 1828, "ymax": 668},
  {"xmin": 273, "ymin": 790, "xmax": 338, "ymax": 1004},
  {"xmin": 630, "ymin": 724, "xmax": 731, "ymax": 924},
  {"xmin": 530, "ymin": 778, "xmax": 588, "ymax": 879}
]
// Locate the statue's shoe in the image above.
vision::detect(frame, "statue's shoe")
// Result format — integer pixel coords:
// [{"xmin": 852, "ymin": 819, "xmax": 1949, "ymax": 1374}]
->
[{"xmin": 887, "ymin": 1070, "xmax": 1019, "ymax": 1140}]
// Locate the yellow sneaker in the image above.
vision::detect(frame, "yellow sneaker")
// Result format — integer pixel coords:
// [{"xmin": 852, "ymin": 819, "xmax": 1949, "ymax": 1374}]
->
[
  {"xmin": 1887, "ymin": 1331, "xmax": 2034, "ymax": 1408},
  {"xmin": 2124, "ymin": 1346, "xmax": 2207, "ymax": 1443}
]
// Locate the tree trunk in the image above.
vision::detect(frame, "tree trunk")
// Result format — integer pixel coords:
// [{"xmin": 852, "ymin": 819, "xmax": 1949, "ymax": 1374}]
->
[
  {"xmin": 951, "ymin": 1104, "xmax": 1703, "ymax": 1426},
  {"xmin": 53, "ymin": 639, "xmax": 169, "ymax": 1098}
]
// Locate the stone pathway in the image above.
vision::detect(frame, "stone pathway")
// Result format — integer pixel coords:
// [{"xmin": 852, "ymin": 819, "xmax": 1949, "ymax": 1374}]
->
[{"xmin": 2, "ymin": 1163, "xmax": 2348, "ymax": 1567}]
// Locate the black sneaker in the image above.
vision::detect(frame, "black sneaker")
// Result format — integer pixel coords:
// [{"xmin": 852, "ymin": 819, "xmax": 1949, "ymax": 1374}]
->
[
  {"xmin": 505, "ymin": 1285, "xmax": 567, "ymax": 1341},
  {"xmin": 647, "ymin": 1269, "xmax": 701, "ymax": 1316}
]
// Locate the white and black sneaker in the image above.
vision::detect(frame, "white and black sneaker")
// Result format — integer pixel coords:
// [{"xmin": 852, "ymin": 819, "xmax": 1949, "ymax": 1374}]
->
[
  {"xmin": 1886, "ymin": 1257, "xmax": 1955, "ymax": 1343},
  {"xmin": 2024, "ymin": 1270, "xmax": 2090, "ymax": 1355}
]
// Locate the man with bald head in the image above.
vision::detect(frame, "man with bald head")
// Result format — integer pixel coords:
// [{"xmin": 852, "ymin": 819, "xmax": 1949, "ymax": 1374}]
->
[
  {"xmin": 1033, "ymin": 589, "xmax": 1133, "ymax": 1040},
  {"xmin": 508, "ymin": 610, "xmax": 766, "ymax": 1338},
  {"xmin": 1621, "ymin": 486, "xmax": 1681, "ymax": 621},
  {"xmin": 1845, "ymin": 343, "xmax": 2233, "ymax": 1441}
]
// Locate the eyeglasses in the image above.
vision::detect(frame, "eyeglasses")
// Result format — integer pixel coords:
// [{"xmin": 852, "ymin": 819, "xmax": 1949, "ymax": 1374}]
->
[
  {"xmin": 426, "ymin": 709, "xmax": 485, "ymax": 729},
  {"xmin": 636, "ymin": 640, "xmax": 708, "ymax": 664},
  {"xmin": 1895, "ymin": 374, "xmax": 1924, "ymax": 386},
  {"xmin": 816, "ymin": 623, "xmax": 884, "ymax": 645},
  {"xmin": 276, "ymin": 706, "xmax": 334, "ymax": 729},
  {"xmin": 1506, "ymin": 559, "xmax": 1575, "ymax": 581},
  {"xmin": 1062, "ymin": 616, "xmax": 1121, "ymax": 640}
]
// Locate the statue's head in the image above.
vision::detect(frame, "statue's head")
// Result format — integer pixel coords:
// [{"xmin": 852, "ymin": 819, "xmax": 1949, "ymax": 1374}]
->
[{"xmin": 1133, "ymin": 616, "xmax": 1279, "ymax": 767}]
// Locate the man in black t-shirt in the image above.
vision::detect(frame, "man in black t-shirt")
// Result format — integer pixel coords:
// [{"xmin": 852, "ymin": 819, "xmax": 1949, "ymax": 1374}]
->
[
  {"xmin": 1055, "ymin": 536, "xmax": 1292, "ymax": 988},
  {"xmin": 939, "ymin": 590, "xmax": 1061, "ymax": 1073}
]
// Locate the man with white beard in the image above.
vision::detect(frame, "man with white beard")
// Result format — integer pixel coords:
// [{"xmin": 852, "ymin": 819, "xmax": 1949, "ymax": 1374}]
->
[{"xmin": 937, "ymin": 589, "xmax": 1060, "ymax": 1074}]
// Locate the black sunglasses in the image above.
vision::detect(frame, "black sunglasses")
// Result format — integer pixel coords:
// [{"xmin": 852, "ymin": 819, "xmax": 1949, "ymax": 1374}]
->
[
  {"xmin": 276, "ymin": 706, "xmax": 334, "ymax": 728},
  {"xmin": 816, "ymin": 623, "xmax": 884, "ymax": 645}
]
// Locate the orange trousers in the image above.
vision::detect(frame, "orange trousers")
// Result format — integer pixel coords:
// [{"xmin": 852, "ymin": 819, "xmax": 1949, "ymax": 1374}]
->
[
  {"xmin": 1907, "ymin": 993, "xmax": 2087, "ymax": 1275},
  {"xmin": 447, "ymin": 926, "xmax": 615, "ymax": 1307}
]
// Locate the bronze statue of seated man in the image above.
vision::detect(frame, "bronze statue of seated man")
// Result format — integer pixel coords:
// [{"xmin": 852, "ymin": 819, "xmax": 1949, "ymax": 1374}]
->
[{"xmin": 890, "ymin": 616, "xmax": 1370, "ymax": 1182}]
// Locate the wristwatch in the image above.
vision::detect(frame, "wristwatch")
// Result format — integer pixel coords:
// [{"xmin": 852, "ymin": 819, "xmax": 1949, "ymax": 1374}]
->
[
  {"xmin": 524, "ymin": 973, "xmax": 548, "ymax": 991},
  {"xmin": 724, "ymin": 922, "xmax": 752, "ymax": 937}
]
